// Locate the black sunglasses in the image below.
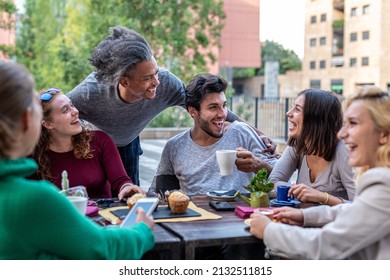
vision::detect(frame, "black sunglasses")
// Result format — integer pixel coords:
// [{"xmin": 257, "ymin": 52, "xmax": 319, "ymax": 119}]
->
[{"xmin": 40, "ymin": 88, "xmax": 60, "ymax": 101}]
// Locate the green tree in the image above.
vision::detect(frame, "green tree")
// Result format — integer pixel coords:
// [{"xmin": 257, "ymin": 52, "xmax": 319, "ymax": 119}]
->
[
  {"xmin": 16, "ymin": 0, "xmax": 225, "ymax": 89},
  {"xmin": 16, "ymin": 0, "xmax": 69, "ymax": 90},
  {"xmin": 257, "ymin": 40, "xmax": 301, "ymax": 75},
  {"xmin": 15, "ymin": 0, "xmax": 225, "ymax": 127},
  {"xmin": 0, "ymin": 0, "xmax": 17, "ymax": 57},
  {"xmin": 232, "ymin": 41, "xmax": 301, "ymax": 79}
]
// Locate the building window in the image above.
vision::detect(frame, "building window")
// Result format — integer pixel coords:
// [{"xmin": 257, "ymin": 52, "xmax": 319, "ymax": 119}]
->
[
  {"xmin": 350, "ymin": 32, "xmax": 357, "ymax": 42},
  {"xmin": 310, "ymin": 38, "xmax": 316, "ymax": 47},
  {"xmin": 320, "ymin": 14, "xmax": 326, "ymax": 22},
  {"xmin": 331, "ymin": 79, "xmax": 343, "ymax": 95},
  {"xmin": 310, "ymin": 61, "xmax": 316, "ymax": 69},
  {"xmin": 311, "ymin": 15, "xmax": 317, "ymax": 24},
  {"xmin": 320, "ymin": 37, "xmax": 326, "ymax": 45},
  {"xmin": 362, "ymin": 31, "xmax": 370, "ymax": 40},
  {"xmin": 350, "ymin": 58, "xmax": 357, "ymax": 67},
  {"xmin": 351, "ymin": 7, "xmax": 357, "ymax": 16},
  {"xmin": 319, "ymin": 60, "xmax": 326, "ymax": 69},
  {"xmin": 310, "ymin": 80, "xmax": 321, "ymax": 89},
  {"xmin": 363, "ymin": 5, "xmax": 370, "ymax": 15},
  {"xmin": 362, "ymin": 57, "xmax": 369, "ymax": 66}
]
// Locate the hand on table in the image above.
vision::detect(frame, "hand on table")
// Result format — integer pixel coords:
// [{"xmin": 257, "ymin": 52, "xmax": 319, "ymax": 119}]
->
[
  {"xmin": 249, "ymin": 210, "xmax": 272, "ymax": 239},
  {"xmin": 118, "ymin": 184, "xmax": 144, "ymax": 201},
  {"xmin": 272, "ymin": 207, "xmax": 304, "ymax": 226}
]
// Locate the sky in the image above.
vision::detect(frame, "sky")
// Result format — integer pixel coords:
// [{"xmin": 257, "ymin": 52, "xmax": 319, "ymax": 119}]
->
[{"xmin": 260, "ymin": 0, "xmax": 305, "ymax": 58}]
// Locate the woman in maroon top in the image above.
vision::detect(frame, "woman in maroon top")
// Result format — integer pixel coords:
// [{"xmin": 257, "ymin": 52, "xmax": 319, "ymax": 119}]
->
[{"xmin": 32, "ymin": 88, "xmax": 143, "ymax": 199}]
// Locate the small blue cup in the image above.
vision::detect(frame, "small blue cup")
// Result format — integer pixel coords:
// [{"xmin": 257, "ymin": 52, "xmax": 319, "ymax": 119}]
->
[{"xmin": 277, "ymin": 185, "xmax": 292, "ymax": 202}]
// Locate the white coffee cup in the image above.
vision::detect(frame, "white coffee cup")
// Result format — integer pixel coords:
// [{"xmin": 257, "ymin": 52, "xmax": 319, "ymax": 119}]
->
[{"xmin": 216, "ymin": 150, "xmax": 237, "ymax": 176}]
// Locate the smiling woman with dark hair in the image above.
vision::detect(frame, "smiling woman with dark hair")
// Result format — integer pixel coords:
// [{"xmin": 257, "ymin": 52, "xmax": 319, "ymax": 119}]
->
[
  {"xmin": 250, "ymin": 87, "xmax": 390, "ymax": 259},
  {"xmin": 269, "ymin": 89, "xmax": 356, "ymax": 205}
]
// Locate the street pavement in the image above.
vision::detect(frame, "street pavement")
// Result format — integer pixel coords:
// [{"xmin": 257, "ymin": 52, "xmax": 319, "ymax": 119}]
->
[{"xmin": 139, "ymin": 139, "xmax": 168, "ymax": 191}]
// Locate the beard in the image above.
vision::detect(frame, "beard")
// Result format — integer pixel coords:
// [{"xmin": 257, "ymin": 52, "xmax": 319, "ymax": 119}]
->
[{"xmin": 198, "ymin": 117, "xmax": 224, "ymax": 139}]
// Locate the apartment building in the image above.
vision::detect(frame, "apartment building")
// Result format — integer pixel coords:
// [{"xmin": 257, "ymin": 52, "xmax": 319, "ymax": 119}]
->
[{"xmin": 303, "ymin": 0, "xmax": 390, "ymax": 96}]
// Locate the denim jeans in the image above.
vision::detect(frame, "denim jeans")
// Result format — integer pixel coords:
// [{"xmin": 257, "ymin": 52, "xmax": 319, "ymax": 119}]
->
[{"xmin": 117, "ymin": 136, "xmax": 143, "ymax": 186}]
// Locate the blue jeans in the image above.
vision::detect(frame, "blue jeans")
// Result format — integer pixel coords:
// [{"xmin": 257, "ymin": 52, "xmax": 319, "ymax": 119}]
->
[{"xmin": 117, "ymin": 136, "xmax": 143, "ymax": 186}]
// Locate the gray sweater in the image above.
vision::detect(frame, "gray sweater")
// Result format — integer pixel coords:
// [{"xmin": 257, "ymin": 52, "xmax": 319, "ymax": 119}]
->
[
  {"xmin": 268, "ymin": 141, "xmax": 356, "ymax": 201},
  {"xmin": 264, "ymin": 168, "xmax": 390, "ymax": 259},
  {"xmin": 149, "ymin": 121, "xmax": 278, "ymax": 195}
]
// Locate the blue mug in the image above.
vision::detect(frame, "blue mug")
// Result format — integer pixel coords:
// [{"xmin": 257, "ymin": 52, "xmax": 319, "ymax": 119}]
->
[{"xmin": 277, "ymin": 185, "xmax": 292, "ymax": 202}]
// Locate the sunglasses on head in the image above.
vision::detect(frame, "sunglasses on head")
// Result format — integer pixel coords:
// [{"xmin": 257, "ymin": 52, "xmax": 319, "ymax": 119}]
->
[{"xmin": 40, "ymin": 88, "xmax": 60, "ymax": 101}]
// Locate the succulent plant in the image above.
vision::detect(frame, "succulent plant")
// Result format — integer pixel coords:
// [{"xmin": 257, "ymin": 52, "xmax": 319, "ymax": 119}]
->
[{"xmin": 243, "ymin": 168, "xmax": 274, "ymax": 193}]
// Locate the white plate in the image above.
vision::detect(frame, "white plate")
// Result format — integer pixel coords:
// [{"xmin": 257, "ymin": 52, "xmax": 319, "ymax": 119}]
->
[{"xmin": 206, "ymin": 190, "xmax": 238, "ymax": 201}]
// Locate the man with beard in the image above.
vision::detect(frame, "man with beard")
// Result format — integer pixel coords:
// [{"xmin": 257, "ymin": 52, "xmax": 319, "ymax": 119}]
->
[
  {"xmin": 148, "ymin": 73, "xmax": 277, "ymax": 196},
  {"xmin": 68, "ymin": 27, "xmax": 277, "ymax": 187}
]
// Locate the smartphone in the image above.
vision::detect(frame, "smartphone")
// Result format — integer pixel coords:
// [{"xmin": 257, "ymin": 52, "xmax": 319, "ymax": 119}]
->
[
  {"xmin": 209, "ymin": 201, "xmax": 235, "ymax": 211},
  {"xmin": 120, "ymin": 197, "xmax": 159, "ymax": 228}
]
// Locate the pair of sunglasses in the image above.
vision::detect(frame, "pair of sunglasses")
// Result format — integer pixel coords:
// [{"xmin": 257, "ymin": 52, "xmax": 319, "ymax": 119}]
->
[{"xmin": 40, "ymin": 87, "xmax": 60, "ymax": 101}]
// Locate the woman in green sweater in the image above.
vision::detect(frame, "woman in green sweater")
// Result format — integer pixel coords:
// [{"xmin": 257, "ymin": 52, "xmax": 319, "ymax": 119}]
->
[{"xmin": 0, "ymin": 61, "xmax": 155, "ymax": 260}]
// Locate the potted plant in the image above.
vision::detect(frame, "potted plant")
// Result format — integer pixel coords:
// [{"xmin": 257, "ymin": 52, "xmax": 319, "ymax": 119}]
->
[{"xmin": 239, "ymin": 168, "xmax": 274, "ymax": 207}]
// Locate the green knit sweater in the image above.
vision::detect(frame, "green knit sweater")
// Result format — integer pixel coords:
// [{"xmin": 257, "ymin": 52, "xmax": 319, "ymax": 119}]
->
[{"xmin": 0, "ymin": 158, "xmax": 154, "ymax": 259}]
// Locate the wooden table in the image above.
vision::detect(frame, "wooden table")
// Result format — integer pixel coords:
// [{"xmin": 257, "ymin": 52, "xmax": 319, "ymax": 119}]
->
[
  {"xmin": 159, "ymin": 195, "xmax": 261, "ymax": 260},
  {"xmin": 92, "ymin": 196, "xmax": 311, "ymax": 260},
  {"xmin": 91, "ymin": 202, "xmax": 181, "ymax": 260},
  {"xmin": 142, "ymin": 224, "xmax": 181, "ymax": 260}
]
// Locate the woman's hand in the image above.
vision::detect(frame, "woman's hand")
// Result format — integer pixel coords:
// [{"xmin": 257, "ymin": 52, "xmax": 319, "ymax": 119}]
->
[
  {"xmin": 249, "ymin": 210, "xmax": 272, "ymax": 239},
  {"xmin": 289, "ymin": 183, "xmax": 325, "ymax": 204},
  {"xmin": 272, "ymin": 207, "xmax": 304, "ymax": 226},
  {"xmin": 135, "ymin": 208, "xmax": 155, "ymax": 230},
  {"xmin": 118, "ymin": 184, "xmax": 144, "ymax": 201}
]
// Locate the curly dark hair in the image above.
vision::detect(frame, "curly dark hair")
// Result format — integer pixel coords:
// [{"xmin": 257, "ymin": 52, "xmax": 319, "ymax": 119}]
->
[
  {"xmin": 32, "ymin": 90, "xmax": 93, "ymax": 183},
  {"xmin": 185, "ymin": 73, "xmax": 228, "ymax": 111},
  {"xmin": 89, "ymin": 26, "xmax": 153, "ymax": 84},
  {"xmin": 288, "ymin": 88, "xmax": 343, "ymax": 161}
]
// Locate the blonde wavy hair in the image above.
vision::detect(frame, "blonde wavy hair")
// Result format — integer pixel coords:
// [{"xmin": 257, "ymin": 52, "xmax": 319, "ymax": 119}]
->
[
  {"xmin": 345, "ymin": 86, "xmax": 390, "ymax": 179},
  {"xmin": 32, "ymin": 89, "xmax": 93, "ymax": 183}
]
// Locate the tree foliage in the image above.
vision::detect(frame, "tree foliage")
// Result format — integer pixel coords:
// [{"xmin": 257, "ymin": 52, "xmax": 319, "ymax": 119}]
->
[
  {"xmin": 232, "ymin": 40, "xmax": 301, "ymax": 78},
  {"xmin": 15, "ymin": 0, "xmax": 225, "ymax": 92},
  {"xmin": 14, "ymin": 0, "xmax": 225, "ymax": 127},
  {"xmin": 257, "ymin": 40, "xmax": 301, "ymax": 75},
  {"xmin": 0, "ymin": 0, "xmax": 17, "ymax": 58}
]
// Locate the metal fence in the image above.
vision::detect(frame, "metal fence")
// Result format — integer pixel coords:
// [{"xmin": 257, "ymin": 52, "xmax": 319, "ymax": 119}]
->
[{"xmin": 230, "ymin": 96, "xmax": 296, "ymax": 142}]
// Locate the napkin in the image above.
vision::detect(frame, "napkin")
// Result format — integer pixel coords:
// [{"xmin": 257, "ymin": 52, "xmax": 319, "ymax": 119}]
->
[{"xmin": 235, "ymin": 205, "xmax": 275, "ymax": 219}]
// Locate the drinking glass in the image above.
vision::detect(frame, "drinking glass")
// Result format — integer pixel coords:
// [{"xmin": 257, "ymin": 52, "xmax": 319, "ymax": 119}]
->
[{"xmin": 60, "ymin": 186, "xmax": 88, "ymax": 214}]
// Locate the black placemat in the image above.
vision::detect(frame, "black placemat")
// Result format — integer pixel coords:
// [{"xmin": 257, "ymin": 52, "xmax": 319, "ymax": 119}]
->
[{"xmin": 110, "ymin": 205, "xmax": 201, "ymax": 220}]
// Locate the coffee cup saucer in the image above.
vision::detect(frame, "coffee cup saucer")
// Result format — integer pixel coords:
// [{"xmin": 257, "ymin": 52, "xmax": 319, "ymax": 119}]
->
[{"xmin": 269, "ymin": 198, "xmax": 301, "ymax": 207}]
